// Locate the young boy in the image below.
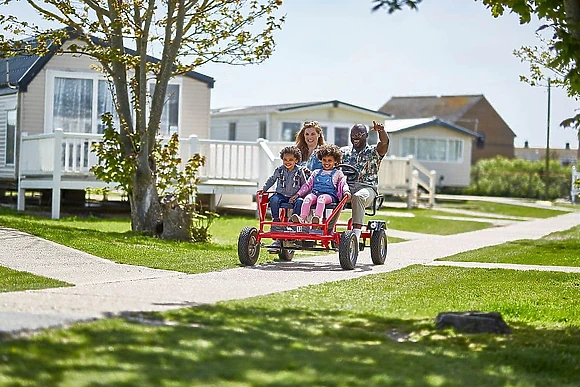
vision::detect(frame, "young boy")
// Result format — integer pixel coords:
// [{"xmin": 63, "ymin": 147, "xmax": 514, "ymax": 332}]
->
[
  {"xmin": 262, "ymin": 146, "xmax": 307, "ymax": 231},
  {"xmin": 290, "ymin": 144, "xmax": 351, "ymax": 225}
]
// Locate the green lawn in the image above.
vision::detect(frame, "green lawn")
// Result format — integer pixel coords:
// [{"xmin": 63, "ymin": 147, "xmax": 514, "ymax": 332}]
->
[
  {"xmin": 438, "ymin": 225, "xmax": 580, "ymax": 267},
  {"xmin": 1, "ymin": 265, "xmax": 578, "ymax": 386},
  {"xmin": 437, "ymin": 200, "xmax": 570, "ymax": 218},
  {"xmin": 0, "ymin": 266, "xmax": 71, "ymax": 293}
]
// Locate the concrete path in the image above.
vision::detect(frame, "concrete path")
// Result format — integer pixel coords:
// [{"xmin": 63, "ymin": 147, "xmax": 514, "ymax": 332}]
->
[{"xmin": 1, "ymin": 211, "xmax": 580, "ymax": 334}]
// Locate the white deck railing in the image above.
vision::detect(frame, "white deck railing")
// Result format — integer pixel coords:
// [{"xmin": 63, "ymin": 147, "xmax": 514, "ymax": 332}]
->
[
  {"xmin": 378, "ymin": 155, "xmax": 436, "ymax": 207},
  {"xmin": 572, "ymin": 166, "xmax": 580, "ymax": 204},
  {"xmin": 18, "ymin": 130, "xmax": 435, "ymax": 217}
]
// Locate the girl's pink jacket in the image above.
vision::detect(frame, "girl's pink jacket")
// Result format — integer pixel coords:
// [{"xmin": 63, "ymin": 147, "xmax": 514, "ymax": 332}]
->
[{"xmin": 296, "ymin": 168, "xmax": 350, "ymax": 199}]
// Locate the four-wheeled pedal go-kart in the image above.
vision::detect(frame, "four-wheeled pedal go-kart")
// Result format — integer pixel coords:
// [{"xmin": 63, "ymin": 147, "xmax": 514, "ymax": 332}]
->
[{"xmin": 237, "ymin": 164, "xmax": 388, "ymax": 270}]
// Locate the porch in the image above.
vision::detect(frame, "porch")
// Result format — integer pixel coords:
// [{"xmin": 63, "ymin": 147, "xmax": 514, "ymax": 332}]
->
[{"xmin": 17, "ymin": 129, "xmax": 437, "ymax": 219}]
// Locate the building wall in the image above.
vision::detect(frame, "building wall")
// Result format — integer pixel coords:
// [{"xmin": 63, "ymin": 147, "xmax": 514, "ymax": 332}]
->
[
  {"xmin": 22, "ymin": 39, "xmax": 211, "ymax": 137},
  {"xmin": 0, "ymin": 93, "xmax": 18, "ymax": 179},
  {"xmin": 181, "ymin": 77, "xmax": 212, "ymax": 139},
  {"xmin": 388, "ymin": 125, "xmax": 473, "ymax": 187},
  {"xmin": 458, "ymin": 99, "xmax": 515, "ymax": 164},
  {"xmin": 210, "ymin": 114, "xmax": 267, "ymax": 141}
]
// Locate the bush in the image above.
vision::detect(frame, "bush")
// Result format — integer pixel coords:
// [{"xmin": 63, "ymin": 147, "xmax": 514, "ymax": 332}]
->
[{"xmin": 458, "ymin": 157, "xmax": 577, "ymax": 200}]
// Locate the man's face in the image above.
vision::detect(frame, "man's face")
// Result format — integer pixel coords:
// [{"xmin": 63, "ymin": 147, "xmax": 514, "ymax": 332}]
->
[{"xmin": 350, "ymin": 127, "xmax": 368, "ymax": 151}]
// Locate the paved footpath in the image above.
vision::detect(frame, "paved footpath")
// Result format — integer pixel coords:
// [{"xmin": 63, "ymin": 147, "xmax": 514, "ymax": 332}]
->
[{"xmin": 1, "ymin": 211, "xmax": 580, "ymax": 334}]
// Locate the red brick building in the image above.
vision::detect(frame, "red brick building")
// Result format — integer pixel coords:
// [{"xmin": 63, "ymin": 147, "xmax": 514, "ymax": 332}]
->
[{"xmin": 379, "ymin": 95, "xmax": 516, "ymax": 164}]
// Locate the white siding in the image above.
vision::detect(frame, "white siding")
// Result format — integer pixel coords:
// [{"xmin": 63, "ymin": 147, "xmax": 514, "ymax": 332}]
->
[
  {"xmin": 180, "ymin": 77, "xmax": 212, "ymax": 138},
  {"xmin": 388, "ymin": 125, "xmax": 473, "ymax": 187},
  {"xmin": 0, "ymin": 93, "xmax": 18, "ymax": 179},
  {"xmin": 210, "ymin": 114, "xmax": 268, "ymax": 141}
]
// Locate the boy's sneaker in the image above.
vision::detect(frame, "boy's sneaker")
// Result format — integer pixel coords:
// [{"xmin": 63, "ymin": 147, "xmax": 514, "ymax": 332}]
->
[
  {"xmin": 290, "ymin": 214, "xmax": 303, "ymax": 223},
  {"xmin": 268, "ymin": 240, "xmax": 281, "ymax": 253},
  {"xmin": 311, "ymin": 215, "xmax": 320, "ymax": 224}
]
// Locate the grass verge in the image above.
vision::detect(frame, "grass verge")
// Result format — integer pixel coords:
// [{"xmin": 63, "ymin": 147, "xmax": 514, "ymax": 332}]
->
[
  {"xmin": 1, "ymin": 265, "xmax": 578, "ymax": 386},
  {"xmin": 437, "ymin": 225, "xmax": 580, "ymax": 267},
  {"xmin": 438, "ymin": 200, "xmax": 569, "ymax": 218},
  {"xmin": 0, "ymin": 266, "xmax": 71, "ymax": 293}
]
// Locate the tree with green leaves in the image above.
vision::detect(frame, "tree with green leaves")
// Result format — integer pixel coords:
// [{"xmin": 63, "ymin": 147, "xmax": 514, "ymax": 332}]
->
[{"xmin": 0, "ymin": 0, "xmax": 284, "ymax": 237}]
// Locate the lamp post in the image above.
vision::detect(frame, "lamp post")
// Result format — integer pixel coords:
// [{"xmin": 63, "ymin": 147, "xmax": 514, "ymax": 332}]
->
[{"xmin": 545, "ymin": 78, "xmax": 551, "ymax": 200}]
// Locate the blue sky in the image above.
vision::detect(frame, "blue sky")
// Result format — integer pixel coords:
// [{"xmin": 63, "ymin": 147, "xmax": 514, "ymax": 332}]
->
[
  {"xmin": 197, "ymin": 0, "xmax": 579, "ymax": 149},
  {"xmin": 3, "ymin": 0, "xmax": 578, "ymax": 148}
]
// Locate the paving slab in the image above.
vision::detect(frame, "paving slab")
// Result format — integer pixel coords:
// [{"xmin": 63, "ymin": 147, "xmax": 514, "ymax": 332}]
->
[{"xmin": 0, "ymin": 211, "xmax": 579, "ymax": 334}]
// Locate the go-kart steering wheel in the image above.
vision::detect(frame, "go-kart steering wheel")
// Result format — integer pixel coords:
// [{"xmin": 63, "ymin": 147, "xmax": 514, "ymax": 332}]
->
[{"xmin": 337, "ymin": 164, "xmax": 360, "ymax": 183}]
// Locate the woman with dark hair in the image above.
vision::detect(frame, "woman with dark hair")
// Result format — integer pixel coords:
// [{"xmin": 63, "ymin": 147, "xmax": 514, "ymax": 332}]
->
[{"xmin": 295, "ymin": 120, "xmax": 325, "ymax": 174}]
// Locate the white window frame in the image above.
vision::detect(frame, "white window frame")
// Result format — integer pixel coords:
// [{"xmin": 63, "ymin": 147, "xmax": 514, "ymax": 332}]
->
[
  {"xmin": 401, "ymin": 136, "xmax": 464, "ymax": 163},
  {"xmin": 5, "ymin": 109, "xmax": 17, "ymax": 166}
]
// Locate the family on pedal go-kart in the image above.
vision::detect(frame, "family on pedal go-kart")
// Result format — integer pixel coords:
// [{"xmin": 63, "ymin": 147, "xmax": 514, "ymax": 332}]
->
[{"xmin": 237, "ymin": 120, "xmax": 390, "ymax": 270}]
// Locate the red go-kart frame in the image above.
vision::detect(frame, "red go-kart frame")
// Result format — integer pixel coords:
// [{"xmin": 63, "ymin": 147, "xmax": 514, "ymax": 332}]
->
[{"xmin": 237, "ymin": 190, "xmax": 387, "ymax": 270}]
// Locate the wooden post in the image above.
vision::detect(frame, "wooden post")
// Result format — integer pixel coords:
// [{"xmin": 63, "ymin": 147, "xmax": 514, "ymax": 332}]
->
[
  {"xmin": 429, "ymin": 170, "xmax": 437, "ymax": 207},
  {"xmin": 17, "ymin": 132, "xmax": 27, "ymax": 212},
  {"xmin": 51, "ymin": 129, "xmax": 63, "ymax": 220}
]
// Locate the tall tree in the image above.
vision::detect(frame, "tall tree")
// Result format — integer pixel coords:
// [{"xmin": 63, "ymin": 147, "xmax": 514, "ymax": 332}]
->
[{"xmin": 0, "ymin": 0, "xmax": 284, "ymax": 235}]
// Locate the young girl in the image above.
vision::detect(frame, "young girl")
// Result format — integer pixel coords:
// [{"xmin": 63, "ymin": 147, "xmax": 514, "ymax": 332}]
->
[{"xmin": 290, "ymin": 144, "xmax": 351, "ymax": 224}]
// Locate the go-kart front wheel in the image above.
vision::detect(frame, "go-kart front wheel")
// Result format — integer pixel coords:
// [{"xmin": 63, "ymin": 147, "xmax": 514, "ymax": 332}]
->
[
  {"xmin": 370, "ymin": 229, "xmax": 387, "ymax": 265},
  {"xmin": 238, "ymin": 226, "xmax": 260, "ymax": 266},
  {"xmin": 339, "ymin": 230, "xmax": 359, "ymax": 270}
]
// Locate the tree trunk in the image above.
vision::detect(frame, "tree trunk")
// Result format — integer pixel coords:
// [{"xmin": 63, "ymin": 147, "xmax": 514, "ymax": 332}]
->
[
  {"xmin": 160, "ymin": 195, "xmax": 192, "ymax": 242},
  {"xmin": 129, "ymin": 166, "xmax": 163, "ymax": 236}
]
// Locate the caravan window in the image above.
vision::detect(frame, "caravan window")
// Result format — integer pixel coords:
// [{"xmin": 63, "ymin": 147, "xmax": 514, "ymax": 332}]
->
[
  {"xmin": 47, "ymin": 71, "xmax": 180, "ymax": 135},
  {"xmin": 402, "ymin": 137, "xmax": 463, "ymax": 163},
  {"xmin": 5, "ymin": 110, "xmax": 16, "ymax": 165},
  {"xmin": 52, "ymin": 77, "xmax": 93, "ymax": 133},
  {"xmin": 149, "ymin": 83, "xmax": 180, "ymax": 135},
  {"xmin": 281, "ymin": 122, "xmax": 301, "ymax": 141}
]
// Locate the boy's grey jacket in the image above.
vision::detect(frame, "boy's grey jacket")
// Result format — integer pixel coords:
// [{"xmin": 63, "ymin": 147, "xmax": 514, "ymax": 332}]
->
[{"xmin": 262, "ymin": 165, "xmax": 307, "ymax": 197}]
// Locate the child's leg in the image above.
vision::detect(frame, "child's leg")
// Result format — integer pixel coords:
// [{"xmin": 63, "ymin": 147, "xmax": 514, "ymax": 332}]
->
[
  {"xmin": 269, "ymin": 193, "xmax": 284, "ymax": 221},
  {"xmin": 300, "ymin": 193, "xmax": 317, "ymax": 219},
  {"xmin": 314, "ymin": 194, "xmax": 334, "ymax": 218}
]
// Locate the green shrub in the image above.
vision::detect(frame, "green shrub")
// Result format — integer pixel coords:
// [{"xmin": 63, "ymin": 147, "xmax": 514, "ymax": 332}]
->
[{"xmin": 458, "ymin": 156, "xmax": 577, "ymax": 200}]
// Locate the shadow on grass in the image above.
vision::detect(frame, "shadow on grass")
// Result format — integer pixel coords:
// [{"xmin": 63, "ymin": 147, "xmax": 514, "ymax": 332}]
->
[
  {"xmin": 251, "ymin": 260, "xmax": 375, "ymax": 272},
  {"xmin": 1, "ymin": 305, "xmax": 578, "ymax": 386}
]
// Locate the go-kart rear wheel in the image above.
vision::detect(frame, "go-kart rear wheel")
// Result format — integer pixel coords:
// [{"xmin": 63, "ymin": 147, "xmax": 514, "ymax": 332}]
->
[
  {"xmin": 238, "ymin": 226, "xmax": 260, "ymax": 266},
  {"xmin": 278, "ymin": 248, "xmax": 294, "ymax": 261},
  {"xmin": 339, "ymin": 230, "xmax": 359, "ymax": 270},
  {"xmin": 370, "ymin": 229, "xmax": 387, "ymax": 265}
]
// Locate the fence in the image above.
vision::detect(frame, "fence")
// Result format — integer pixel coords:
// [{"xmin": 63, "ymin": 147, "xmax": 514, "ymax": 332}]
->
[{"xmin": 18, "ymin": 130, "xmax": 434, "ymax": 218}]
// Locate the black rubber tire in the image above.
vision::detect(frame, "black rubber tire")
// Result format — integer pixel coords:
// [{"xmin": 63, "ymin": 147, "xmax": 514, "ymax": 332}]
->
[
  {"xmin": 370, "ymin": 229, "xmax": 387, "ymax": 265},
  {"xmin": 339, "ymin": 230, "xmax": 358, "ymax": 270},
  {"xmin": 278, "ymin": 248, "xmax": 294, "ymax": 261},
  {"xmin": 238, "ymin": 226, "xmax": 260, "ymax": 266}
]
